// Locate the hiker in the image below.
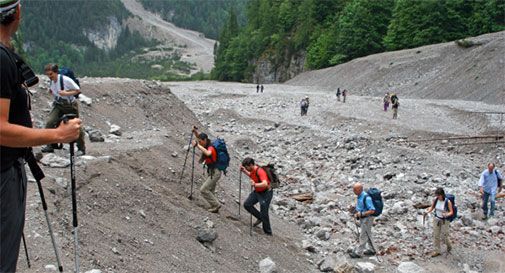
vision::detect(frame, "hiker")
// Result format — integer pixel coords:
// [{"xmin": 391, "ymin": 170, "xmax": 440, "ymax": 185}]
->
[
  {"xmin": 240, "ymin": 157, "xmax": 273, "ymax": 236},
  {"xmin": 342, "ymin": 89, "xmax": 347, "ymax": 103},
  {"xmin": 1, "ymin": 2, "xmax": 81, "ymax": 271},
  {"xmin": 383, "ymin": 93, "xmax": 390, "ymax": 111},
  {"xmin": 191, "ymin": 127, "xmax": 222, "ymax": 213},
  {"xmin": 336, "ymin": 88, "xmax": 341, "ymax": 101},
  {"xmin": 478, "ymin": 163, "xmax": 502, "ymax": 219},
  {"xmin": 391, "ymin": 93, "xmax": 399, "ymax": 119},
  {"xmin": 424, "ymin": 187, "xmax": 454, "ymax": 257},
  {"xmin": 41, "ymin": 63, "xmax": 86, "ymax": 155},
  {"xmin": 260, "ymin": 84, "xmax": 264, "ymax": 93},
  {"xmin": 300, "ymin": 96, "xmax": 309, "ymax": 116},
  {"xmin": 349, "ymin": 182, "xmax": 376, "ymax": 258},
  {"xmin": 256, "ymin": 84, "xmax": 259, "ymax": 93}
]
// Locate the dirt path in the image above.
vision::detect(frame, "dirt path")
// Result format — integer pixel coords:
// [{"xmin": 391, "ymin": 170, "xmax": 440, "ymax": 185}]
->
[{"xmin": 121, "ymin": 0, "xmax": 215, "ymax": 72}]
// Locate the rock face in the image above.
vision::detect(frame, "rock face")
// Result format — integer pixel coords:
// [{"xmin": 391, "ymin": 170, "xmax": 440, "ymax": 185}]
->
[
  {"xmin": 254, "ymin": 51, "xmax": 306, "ymax": 84},
  {"xmin": 83, "ymin": 16, "xmax": 122, "ymax": 51}
]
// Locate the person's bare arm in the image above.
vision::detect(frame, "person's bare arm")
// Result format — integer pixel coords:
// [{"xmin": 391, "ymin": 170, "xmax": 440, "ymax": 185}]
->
[{"xmin": 0, "ymin": 99, "xmax": 81, "ymax": 147}]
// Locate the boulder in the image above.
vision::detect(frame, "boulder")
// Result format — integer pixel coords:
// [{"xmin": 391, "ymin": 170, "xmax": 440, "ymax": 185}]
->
[
  {"xmin": 89, "ymin": 130, "xmax": 105, "ymax": 142},
  {"xmin": 259, "ymin": 257, "xmax": 277, "ymax": 273},
  {"xmin": 78, "ymin": 94, "xmax": 93, "ymax": 106},
  {"xmin": 110, "ymin": 124, "xmax": 122, "ymax": 136},
  {"xmin": 196, "ymin": 228, "xmax": 218, "ymax": 243},
  {"xmin": 40, "ymin": 153, "xmax": 70, "ymax": 168},
  {"xmin": 397, "ymin": 262, "xmax": 425, "ymax": 273},
  {"xmin": 356, "ymin": 262, "xmax": 375, "ymax": 273},
  {"xmin": 318, "ymin": 255, "xmax": 337, "ymax": 272}
]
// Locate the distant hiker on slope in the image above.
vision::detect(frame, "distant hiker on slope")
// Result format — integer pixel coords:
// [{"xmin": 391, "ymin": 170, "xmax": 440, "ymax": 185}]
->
[
  {"xmin": 261, "ymin": 84, "xmax": 264, "ymax": 93},
  {"xmin": 478, "ymin": 163, "xmax": 502, "ymax": 220},
  {"xmin": 391, "ymin": 93, "xmax": 399, "ymax": 119},
  {"xmin": 424, "ymin": 187, "xmax": 454, "ymax": 257},
  {"xmin": 240, "ymin": 157, "xmax": 273, "ymax": 236},
  {"xmin": 191, "ymin": 127, "xmax": 223, "ymax": 213},
  {"xmin": 383, "ymin": 93, "xmax": 390, "ymax": 112},
  {"xmin": 256, "ymin": 84, "xmax": 260, "ymax": 93},
  {"xmin": 349, "ymin": 182, "xmax": 377, "ymax": 258},
  {"xmin": 342, "ymin": 89, "xmax": 347, "ymax": 103},
  {"xmin": 336, "ymin": 88, "xmax": 341, "ymax": 101},
  {"xmin": 300, "ymin": 96, "xmax": 309, "ymax": 116}
]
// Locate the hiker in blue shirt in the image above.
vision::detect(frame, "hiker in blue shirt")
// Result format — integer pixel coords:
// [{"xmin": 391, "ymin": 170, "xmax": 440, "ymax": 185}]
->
[
  {"xmin": 349, "ymin": 182, "xmax": 376, "ymax": 258},
  {"xmin": 478, "ymin": 163, "xmax": 503, "ymax": 219}
]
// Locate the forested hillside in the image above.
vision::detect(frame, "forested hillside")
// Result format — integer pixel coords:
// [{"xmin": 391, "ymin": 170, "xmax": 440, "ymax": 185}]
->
[
  {"xmin": 139, "ymin": 0, "xmax": 248, "ymax": 40},
  {"xmin": 212, "ymin": 0, "xmax": 505, "ymax": 83}
]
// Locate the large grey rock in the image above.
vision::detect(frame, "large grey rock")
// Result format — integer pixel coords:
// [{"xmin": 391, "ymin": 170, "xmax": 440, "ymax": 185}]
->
[
  {"xmin": 196, "ymin": 228, "xmax": 218, "ymax": 243},
  {"xmin": 318, "ymin": 255, "xmax": 337, "ymax": 272},
  {"xmin": 40, "ymin": 153, "xmax": 70, "ymax": 168},
  {"xmin": 89, "ymin": 130, "xmax": 105, "ymax": 142},
  {"xmin": 356, "ymin": 262, "xmax": 375, "ymax": 273},
  {"xmin": 397, "ymin": 262, "xmax": 425, "ymax": 273},
  {"xmin": 259, "ymin": 257, "xmax": 277, "ymax": 273},
  {"xmin": 109, "ymin": 124, "xmax": 122, "ymax": 136},
  {"xmin": 78, "ymin": 94, "xmax": 93, "ymax": 106}
]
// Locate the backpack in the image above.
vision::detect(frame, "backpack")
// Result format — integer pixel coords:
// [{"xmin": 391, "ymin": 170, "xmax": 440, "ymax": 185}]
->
[
  {"xmin": 210, "ymin": 138, "xmax": 230, "ymax": 174},
  {"xmin": 59, "ymin": 67, "xmax": 80, "ymax": 98},
  {"xmin": 256, "ymin": 164, "xmax": 281, "ymax": 189},
  {"xmin": 432, "ymin": 194, "xmax": 457, "ymax": 222},
  {"xmin": 363, "ymin": 188, "xmax": 383, "ymax": 216},
  {"xmin": 495, "ymin": 170, "xmax": 502, "ymax": 188},
  {"xmin": 301, "ymin": 100, "xmax": 307, "ymax": 107}
]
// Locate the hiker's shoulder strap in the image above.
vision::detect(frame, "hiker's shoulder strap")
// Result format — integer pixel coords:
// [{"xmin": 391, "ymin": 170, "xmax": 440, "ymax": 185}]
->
[{"xmin": 60, "ymin": 74, "xmax": 64, "ymax": 90}]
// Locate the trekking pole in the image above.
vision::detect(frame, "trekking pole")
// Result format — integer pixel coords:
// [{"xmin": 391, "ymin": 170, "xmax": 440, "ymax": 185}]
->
[
  {"xmin": 249, "ymin": 185, "xmax": 253, "ymax": 236},
  {"xmin": 22, "ymin": 232, "xmax": 31, "ymax": 268},
  {"xmin": 179, "ymin": 132, "xmax": 194, "ymax": 184},
  {"xmin": 238, "ymin": 171, "xmax": 242, "ymax": 217},
  {"xmin": 61, "ymin": 114, "xmax": 80, "ymax": 273},
  {"xmin": 188, "ymin": 146, "xmax": 196, "ymax": 200},
  {"xmin": 25, "ymin": 150, "xmax": 63, "ymax": 272}
]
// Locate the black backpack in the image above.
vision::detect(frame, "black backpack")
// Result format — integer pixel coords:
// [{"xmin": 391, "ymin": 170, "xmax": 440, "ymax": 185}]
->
[
  {"xmin": 363, "ymin": 188, "xmax": 383, "ymax": 216},
  {"xmin": 256, "ymin": 164, "xmax": 280, "ymax": 189}
]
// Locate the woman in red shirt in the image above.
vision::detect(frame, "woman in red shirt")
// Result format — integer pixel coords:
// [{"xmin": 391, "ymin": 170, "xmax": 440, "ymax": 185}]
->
[{"xmin": 240, "ymin": 157, "xmax": 273, "ymax": 235}]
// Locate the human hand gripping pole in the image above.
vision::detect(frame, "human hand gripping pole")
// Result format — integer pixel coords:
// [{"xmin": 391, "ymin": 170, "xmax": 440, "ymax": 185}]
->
[{"xmin": 61, "ymin": 114, "xmax": 80, "ymax": 273}]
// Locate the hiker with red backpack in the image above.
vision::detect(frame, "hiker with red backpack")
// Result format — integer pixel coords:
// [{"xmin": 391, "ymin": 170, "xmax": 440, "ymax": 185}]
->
[
  {"xmin": 191, "ymin": 127, "xmax": 230, "ymax": 213},
  {"xmin": 424, "ymin": 187, "xmax": 455, "ymax": 257},
  {"xmin": 41, "ymin": 63, "xmax": 86, "ymax": 155},
  {"xmin": 240, "ymin": 157, "xmax": 274, "ymax": 236},
  {"xmin": 349, "ymin": 182, "xmax": 382, "ymax": 258}
]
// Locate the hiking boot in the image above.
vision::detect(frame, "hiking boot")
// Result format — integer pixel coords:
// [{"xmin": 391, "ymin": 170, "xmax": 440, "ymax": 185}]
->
[
  {"xmin": 207, "ymin": 205, "xmax": 221, "ymax": 213},
  {"xmin": 363, "ymin": 249, "xmax": 376, "ymax": 256},
  {"xmin": 253, "ymin": 219, "xmax": 262, "ymax": 227},
  {"xmin": 431, "ymin": 252, "xmax": 441, "ymax": 258},
  {"xmin": 349, "ymin": 252, "xmax": 362, "ymax": 259},
  {"xmin": 264, "ymin": 232, "xmax": 272, "ymax": 236},
  {"xmin": 41, "ymin": 145, "xmax": 54, "ymax": 153},
  {"xmin": 76, "ymin": 150, "xmax": 86, "ymax": 156}
]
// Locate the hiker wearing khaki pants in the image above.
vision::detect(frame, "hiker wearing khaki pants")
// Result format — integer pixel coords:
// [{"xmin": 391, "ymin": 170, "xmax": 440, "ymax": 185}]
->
[
  {"xmin": 192, "ymin": 128, "xmax": 222, "ymax": 213},
  {"xmin": 42, "ymin": 63, "xmax": 86, "ymax": 155},
  {"xmin": 424, "ymin": 187, "xmax": 454, "ymax": 257}
]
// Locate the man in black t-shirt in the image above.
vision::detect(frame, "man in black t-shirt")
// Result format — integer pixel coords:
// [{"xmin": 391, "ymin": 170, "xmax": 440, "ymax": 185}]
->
[{"xmin": 0, "ymin": 1, "xmax": 81, "ymax": 271}]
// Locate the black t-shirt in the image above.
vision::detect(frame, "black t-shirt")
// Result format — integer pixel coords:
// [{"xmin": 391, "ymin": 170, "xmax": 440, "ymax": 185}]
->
[{"xmin": 0, "ymin": 45, "xmax": 32, "ymax": 171}]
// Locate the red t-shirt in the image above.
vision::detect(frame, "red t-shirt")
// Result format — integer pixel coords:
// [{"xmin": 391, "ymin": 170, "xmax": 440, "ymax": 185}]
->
[
  {"xmin": 249, "ymin": 166, "xmax": 270, "ymax": 192},
  {"xmin": 204, "ymin": 146, "xmax": 217, "ymax": 165}
]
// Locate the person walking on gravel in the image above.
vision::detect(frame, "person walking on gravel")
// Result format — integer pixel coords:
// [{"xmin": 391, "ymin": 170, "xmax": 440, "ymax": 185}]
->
[
  {"xmin": 240, "ymin": 157, "xmax": 273, "ymax": 236},
  {"xmin": 383, "ymin": 93, "xmax": 390, "ymax": 112},
  {"xmin": 256, "ymin": 84, "xmax": 259, "ymax": 93},
  {"xmin": 300, "ymin": 96, "xmax": 309, "ymax": 116},
  {"xmin": 479, "ymin": 163, "xmax": 502, "ymax": 219},
  {"xmin": 192, "ymin": 127, "xmax": 222, "ymax": 213},
  {"xmin": 1, "ymin": 2, "xmax": 81, "ymax": 270},
  {"xmin": 41, "ymin": 63, "xmax": 86, "ymax": 155},
  {"xmin": 424, "ymin": 187, "xmax": 454, "ymax": 257},
  {"xmin": 391, "ymin": 93, "xmax": 399, "ymax": 119},
  {"xmin": 342, "ymin": 89, "xmax": 347, "ymax": 103},
  {"xmin": 336, "ymin": 88, "xmax": 341, "ymax": 101},
  {"xmin": 349, "ymin": 182, "xmax": 376, "ymax": 258}
]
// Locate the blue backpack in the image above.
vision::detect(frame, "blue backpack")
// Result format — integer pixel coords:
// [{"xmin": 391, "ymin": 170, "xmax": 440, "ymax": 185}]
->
[
  {"xmin": 433, "ymin": 194, "xmax": 457, "ymax": 222},
  {"xmin": 363, "ymin": 188, "xmax": 383, "ymax": 217},
  {"xmin": 59, "ymin": 67, "xmax": 80, "ymax": 98},
  {"xmin": 210, "ymin": 138, "xmax": 230, "ymax": 174}
]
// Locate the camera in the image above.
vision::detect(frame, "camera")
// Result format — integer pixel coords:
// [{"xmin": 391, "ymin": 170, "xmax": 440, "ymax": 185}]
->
[{"xmin": 17, "ymin": 59, "xmax": 39, "ymax": 87}]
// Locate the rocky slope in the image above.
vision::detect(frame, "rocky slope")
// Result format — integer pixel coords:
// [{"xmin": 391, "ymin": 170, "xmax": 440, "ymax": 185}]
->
[
  {"xmin": 287, "ymin": 31, "xmax": 505, "ymax": 105},
  {"xmin": 18, "ymin": 78, "xmax": 312, "ymax": 273}
]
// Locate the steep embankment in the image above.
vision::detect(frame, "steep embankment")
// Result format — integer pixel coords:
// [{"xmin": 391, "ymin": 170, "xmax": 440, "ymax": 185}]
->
[
  {"xmin": 287, "ymin": 31, "xmax": 505, "ymax": 105},
  {"xmin": 18, "ymin": 78, "xmax": 312, "ymax": 273}
]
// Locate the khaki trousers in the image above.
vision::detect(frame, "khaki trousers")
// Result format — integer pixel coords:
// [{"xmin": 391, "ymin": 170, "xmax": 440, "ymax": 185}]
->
[
  {"xmin": 433, "ymin": 218, "xmax": 451, "ymax": 252},
  {"xmin": 45, "ymin": 101, "xmax": 86, "ymax": 151},
  {"xmin": 200, "ymin": 168, "xmax": 221, "ymax": 208}
]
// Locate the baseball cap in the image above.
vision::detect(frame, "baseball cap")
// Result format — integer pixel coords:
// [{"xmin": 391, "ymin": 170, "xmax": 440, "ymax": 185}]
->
[{"xmin": 0, "ymin": 0, "xmax": 19, "ymax": 15}]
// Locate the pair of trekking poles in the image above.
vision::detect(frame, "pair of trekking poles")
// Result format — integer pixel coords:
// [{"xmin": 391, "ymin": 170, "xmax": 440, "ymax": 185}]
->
[
  {"xmin": 23, "ymin": 114, "xmax": 81, "ymax": 273},
  {"xmin": 178, "ymin": 128, "xmax": 254, "ymax": 235}
]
